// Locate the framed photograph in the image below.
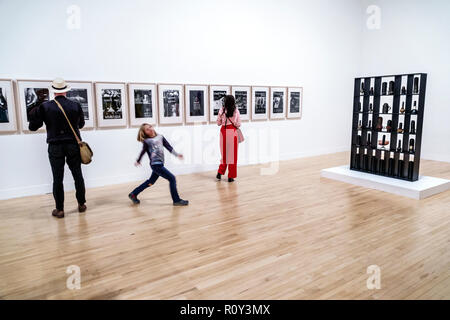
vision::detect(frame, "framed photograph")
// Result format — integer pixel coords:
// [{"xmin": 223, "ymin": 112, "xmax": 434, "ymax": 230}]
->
[
  {"xmin": 57, "ymin": 81, "xmax": 95, "ymax": 129},
  {"xmin": 95, "ymin": 82, "xmax": 127, "ymax": 128},
  {"xmin": 128, "ymin": 83, "xmax": 157, "ymax": 126},
  {"xmin": 251, "ymin": 86, "xmax": 269, "ymax": 120},
  {"xmin": 158, "ymin": 84, "xmax": 184, "ymax": 125},
  {"xmin": 287, "ymin": 87, "xmax": 303, "ymax": 119},
  {"xmin": 270, "ymin": 87, "xmax": 287, "ymax": 120},
  {"xmin": 232, "ymin": 86, "xmax": 251, "ymax": 121},
  {"xmin": 0, "ymin": 79, "xmax": 18, "ymax": 133},
  {"xmin": 17, "ymin": 79, "xmax": 52, "ymax": 132},
  {"xmin": 185, "ymin": 84, "xmax": 208, "ymax": 124},
  {"xmin": 209, "ymin": 85, "xmax": 230, "ymax": 122}
]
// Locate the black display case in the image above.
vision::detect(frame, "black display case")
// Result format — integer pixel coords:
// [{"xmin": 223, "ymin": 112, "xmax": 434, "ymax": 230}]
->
[{"xmin": 350, "ymin": 73, "xmax": 427, "ymax": 182}]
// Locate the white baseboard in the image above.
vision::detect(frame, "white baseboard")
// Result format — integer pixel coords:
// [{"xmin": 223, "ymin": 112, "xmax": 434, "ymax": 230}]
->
[
  {"xmin": 421, "ymin": 153, "xmax": 450, "ymax": 163},
  {"xmin": 0, "ymin": 146, "xmax": 349, "ymax": 200}
]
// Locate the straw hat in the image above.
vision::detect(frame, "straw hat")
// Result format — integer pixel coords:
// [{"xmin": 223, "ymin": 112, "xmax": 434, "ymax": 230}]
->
[{"xmin": 51, "ymin": 78, "xmax": 71, "ymax": 93}]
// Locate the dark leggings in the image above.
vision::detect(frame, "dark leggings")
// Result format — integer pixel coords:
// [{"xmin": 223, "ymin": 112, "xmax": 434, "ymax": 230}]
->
[{"xmin": 131, "ymin": 164, "xmax": 181, "ymax": 203}]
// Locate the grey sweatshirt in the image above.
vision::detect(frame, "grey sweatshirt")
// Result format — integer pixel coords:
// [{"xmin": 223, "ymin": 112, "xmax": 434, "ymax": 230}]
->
[{"xmin": 137, "ymin": 134, "xmax": 179, "ymax": 165}]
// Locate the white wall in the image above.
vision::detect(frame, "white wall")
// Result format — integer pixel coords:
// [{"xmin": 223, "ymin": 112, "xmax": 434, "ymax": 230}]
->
[
  {"xmin": 0, "ymin": 0, "xmax": 363, "ymax": 200},
  {"xmin": 360, "ymin": 0, "xmax": 450, "ymax": 162}
]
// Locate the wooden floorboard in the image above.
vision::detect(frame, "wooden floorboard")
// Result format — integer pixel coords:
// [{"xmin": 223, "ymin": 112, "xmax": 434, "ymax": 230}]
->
[{"xmin": 0, "ymin": 152, "xmax": 449, "ymax": 299}]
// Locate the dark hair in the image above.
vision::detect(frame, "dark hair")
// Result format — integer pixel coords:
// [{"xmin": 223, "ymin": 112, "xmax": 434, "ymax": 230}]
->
[{"xmin": 224, "ymin": 95, "xmax": 236, "ymax": 118}]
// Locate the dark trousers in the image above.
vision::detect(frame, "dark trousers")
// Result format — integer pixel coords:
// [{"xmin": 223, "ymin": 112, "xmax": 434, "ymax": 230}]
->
[
  {"xmin": 131, "ymin": 163, "xmax": 181, "ymax": 203},
  {"xmin": 48, "ymin": 142, "xmax": 86, "ymax": 211}
]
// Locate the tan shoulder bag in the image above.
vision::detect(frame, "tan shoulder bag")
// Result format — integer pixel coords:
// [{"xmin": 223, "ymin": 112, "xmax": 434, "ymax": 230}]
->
[{"xmin": 54, "ymin": 99, "xmax": 93, "ymax": 165}]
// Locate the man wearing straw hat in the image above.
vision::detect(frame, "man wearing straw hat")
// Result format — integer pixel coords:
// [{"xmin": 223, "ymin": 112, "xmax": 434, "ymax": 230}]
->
[{"xmin": 28, "ymin": 78, "xmax": 87, "ymax": 218}]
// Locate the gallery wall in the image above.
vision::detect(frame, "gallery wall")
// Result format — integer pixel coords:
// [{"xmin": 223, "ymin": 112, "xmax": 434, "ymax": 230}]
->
[
  {"xmin": 0, "ymin": 0, "xmax": 364, "ymax": 199},
  {"xmin": 360, "ymin": 0, "xmax": 450, "ymax": 162}
]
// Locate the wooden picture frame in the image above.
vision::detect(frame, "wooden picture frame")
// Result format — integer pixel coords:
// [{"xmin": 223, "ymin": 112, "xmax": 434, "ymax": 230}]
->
[
  {"xmin": 0, "ymin": 79, "xmax": 18, "ymax": 133},
  {"xmin": 16, "ymin": 79, "xmax": 52, "ymax": 132},
  {"xmin": 95, "ymin": 82, "xmax": 128, "ymax": 128},
  {"xmin": 185, "ymin": 84, "xmax": 208, "ymax": 124},
  {"xmin": 251, "ymin": 86, "xmax": 269, "ymax": 121},
  {"xmin": 287, "ymin": 87, "xmax": 303, "ymax": 119},
  {"xmin": 270, "ymin": 87, "xmax": 287, "ymax": 120},
  {"xmin": 158, "ymin": 83, "xmax": 184, "ymax": 125},
  {"xmin": 128, "ymin": 83, "xmax": 157, "ymax": 127},
  {"xmin": 232, "ymin": 85, "xmax": 251, "ymax": 121},
  {"xmin": 209, "ymin": 85, "xmax": 230, "ymax": 123}
]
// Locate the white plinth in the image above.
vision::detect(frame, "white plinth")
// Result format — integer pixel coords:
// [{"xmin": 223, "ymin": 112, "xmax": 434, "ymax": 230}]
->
[{"xmin": 321, "ymin": 165, "xmax": 450, "ymax": 200}]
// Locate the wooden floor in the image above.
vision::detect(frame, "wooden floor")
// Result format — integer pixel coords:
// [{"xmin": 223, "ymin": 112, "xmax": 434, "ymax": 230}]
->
[{"xmin": 0, "ymin": 152, "xmax": 449, "ymax": 300}]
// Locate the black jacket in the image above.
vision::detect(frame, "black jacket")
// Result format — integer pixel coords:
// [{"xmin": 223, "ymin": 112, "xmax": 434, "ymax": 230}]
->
[{"xmin": 28, "ymin": 96, "xmax": 85, "ymax": 143}]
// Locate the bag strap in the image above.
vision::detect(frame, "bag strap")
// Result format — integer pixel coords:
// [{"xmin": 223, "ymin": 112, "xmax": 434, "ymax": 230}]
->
[
  {"xmin": 54, "ymin": 99, "xmax": 81, "ymax": 145},
  {"xmin": 225, "ymin": 116, "xmax": 237, "ymax": 129}
]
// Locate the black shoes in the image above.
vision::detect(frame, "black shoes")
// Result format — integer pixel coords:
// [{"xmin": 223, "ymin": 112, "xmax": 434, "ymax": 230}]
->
[
  {"xmin": 52, "ymin": 209, "xmax": 64, "ymax": 219},
  {"xmin": 128, "ymin": 193, "xmax": 140, "ymax": 205},
  {"xmin": 217, "ymin": 173, "xmax": 235, "ymax": 183},
  {"xmin": 174, "ymin": 199, "xmax": 189, "ymax": 206},
  {"xmin": 78, "ymin": 204, "xmax": 87, "ymax": 213}
]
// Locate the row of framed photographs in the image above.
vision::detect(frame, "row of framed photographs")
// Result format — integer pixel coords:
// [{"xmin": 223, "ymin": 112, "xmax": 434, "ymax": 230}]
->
[{"xmin": 0, "ymin": 79, "xmax": 303, "ymax": 133}]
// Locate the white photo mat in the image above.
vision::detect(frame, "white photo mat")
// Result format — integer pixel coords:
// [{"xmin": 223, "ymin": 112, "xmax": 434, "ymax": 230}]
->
[
  {"xmin": 251, "ymin": 86, "xmax": 269, "ymax": 120},
  {"xmin": 0, "ymin": 79, "xmax": 18, "ymax": 133},
  {"xmin": 158, "ymin": 84, "xmax": 184, "ymax": 125},
  {"xmin": 185, "ymin": 85, "xmax": 208, "ymax": 124},
  {"xmin": 95, "ymin": 82, "xmax": 127, "ymax": 128},
  {"xmin": 232, "ymin": 86, "xmax": 251, "ymax": 121},
  {"xmin": 128, "ymin": 83, "xmax": 157, "ymax": 126}
]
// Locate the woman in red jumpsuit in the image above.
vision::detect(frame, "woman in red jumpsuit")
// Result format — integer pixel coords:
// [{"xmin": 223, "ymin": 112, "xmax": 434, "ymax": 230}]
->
[{"xmin": 216, "ymin": 95, "xmax": 241, "ymax": 182}]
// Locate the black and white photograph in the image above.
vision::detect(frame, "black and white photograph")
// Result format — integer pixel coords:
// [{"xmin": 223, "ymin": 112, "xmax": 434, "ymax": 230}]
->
[
  {"xmin": 134, "ymin": 89, "xmax": 153, "ymax": 118},
  {"xmin": 251, "ymin": 86, "xmax": 269, "ymax": 120},
  {"xmin": 234, "ymin": 91, "xmax": 248, "ymax": 115},
  {"xmin": 128, "ymin": 83, "xmax": 157, "ymax": 126},
  {"xmin": 189, "ymin": 91, "xmax": 204, "ymax": 116},
  {"xmin": 0, "ymin": 79, "xmax": 17, "ymax": 132},
  {"xmin": 270, "ymin": 87, "xmax": 287, "ymax": 119},
  {"xmin": 185, "ymin": 85, "xmax": 208, "ymax": 124},
  {"xmin": 213, "ymin": 91, "xmax": 226, "ymax": 116},
  {"xmin": 235, "ymin": 91, "xmax": 248, "ymax": 115},
  {"xmin": 209, "ymin": 85, "xmax": 230, "ymax": 121},
  {"xmin": 17, "ymin": 80, "xmax": 51, "ymax": 132},
  {"xmin": 63, "ymin": 81, "xmax": 95, "ymax": 129},
  {"xmin": 0, "ymin": 88, "xmax": 8, "ymax": 123},
  {"xmin": 25, "ymin": 88, "xmax": 50, "ymax": 121},
  {"xmin": 67, "ymin": 89, "xmax": 89, "ymax": 120},
  {"xmin": 102, "ymin": 89, "xmax": 123, "ymax": 120},
  {"xmin": 95, "ymin": 82, "xmax": 127, "ymax": 128},
  {"xmin": 158, "ymin": 84, "xmax": 184, "ymax": 125},
  {"xmin": 273, "ymin": 92, "xmax": 284, "ymax": 113},
  {"xmin": 232, "ymin": 86, "xmax": 250, "ymax": 121},
  {"xmin": 290, "ymin": 92, "xmax": 300, "ymax": 113},
  {"xmin": 163, "ymin": 90, "xmax": 180, "ymax": 118},
  {"xmin": 287, "ymin": 87, "xmax": 303, "ymax": 119},
  {"xmin": 255, "ymin": 91, "xmax": 267, "ymax": 114}
]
